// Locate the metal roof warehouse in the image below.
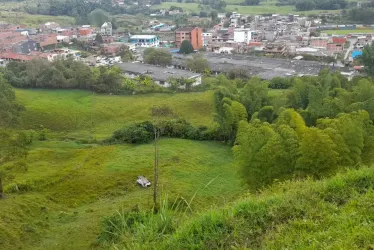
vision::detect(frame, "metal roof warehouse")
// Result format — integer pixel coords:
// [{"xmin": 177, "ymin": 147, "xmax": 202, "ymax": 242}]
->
[{"xmin": 117, "ymin": 62, "xmax": 201, "ymax": 82}]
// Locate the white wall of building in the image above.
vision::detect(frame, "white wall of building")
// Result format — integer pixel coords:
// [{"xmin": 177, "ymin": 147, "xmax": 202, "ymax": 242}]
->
[{"xmin": 234, "ymin": 29, "xmax": 253, "ymax": 44}]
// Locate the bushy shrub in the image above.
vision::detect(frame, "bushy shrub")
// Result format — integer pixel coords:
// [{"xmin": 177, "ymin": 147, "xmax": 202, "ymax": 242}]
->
[
  {"xmin": 104, "ymin": 121, "xmax": 154, "ymax": 144},
  {"xmin": 105, "ymin": 120, "xmax": 217, "ymax": 144},
  {"xmin": 268, "ymin": 77, "xmax": 292, "ymax": 89}
]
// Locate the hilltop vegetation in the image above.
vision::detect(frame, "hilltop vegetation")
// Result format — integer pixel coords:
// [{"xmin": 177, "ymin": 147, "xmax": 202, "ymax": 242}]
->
[{"xmin": 99, "ymin": 166, "xmax": 374, "ymax": 249}]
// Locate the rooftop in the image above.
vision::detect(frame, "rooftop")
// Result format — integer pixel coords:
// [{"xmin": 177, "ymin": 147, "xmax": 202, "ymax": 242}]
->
[
  {"xmin": 117, "ymin": 62, "xmax": 201, "ymax": 82},
  {"xmin": 172, "ymin": 52, "xmax": 325, "ymax": 79},
  {"xmin": 176, "ymin": 27, "xmax": 195, "ymax": 32},
  {"xmin": 130, "ymin": 35, "xmax": 158, "ymax": 39}
]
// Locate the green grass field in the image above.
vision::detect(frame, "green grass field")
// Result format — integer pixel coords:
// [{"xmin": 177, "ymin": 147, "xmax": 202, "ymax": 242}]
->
[
  {"xmin": 152, "ymin": 1, "xmax": 342, "ymax": 15},
  {"xmin": 0, "ymin": 89, "xmax": 244, "ymax": 249},
  {"xmin": 0, "ymin": 139, "xmax": 243, "ymax": 249},
  {"xmin": 0, "ymin": 11, "xmax": 74, "ymax": 27},
  {"xmin": 16, "ymin": 89, "xmax": 214, "ymax": 139},
  {"xmin": 324, "ymin": 29, "xmax": 374, "ymax": 35}
]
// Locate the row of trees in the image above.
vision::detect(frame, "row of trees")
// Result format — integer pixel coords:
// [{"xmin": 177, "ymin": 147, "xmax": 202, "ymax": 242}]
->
[
  {"xmin": 3, "ymin": 59, "xmax": 123, "ymax": 93},
  {"xmin": 208, "ymin": 70, "xmax": 374, "ymax": 189},
  {"xmin": 295, "ymin": 0, "xmax": 347, "ymax": 11},
  {"xmin": 234, "ymin": 109, "xmax": 374, "ymax": 188},
  {"xmin": 348, "ymin": 8, "xmax": 374, "ymax": 25},
  {"xmin": 1, "ymin": 59, "xmax": 207, "ymax": 95},
  {"xmin": 24, "ymin": 0, "xmax": 120, "ymax": 25}
]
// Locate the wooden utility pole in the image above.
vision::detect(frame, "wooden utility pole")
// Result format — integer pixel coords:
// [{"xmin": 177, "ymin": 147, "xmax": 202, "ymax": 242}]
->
[
  {"xmin": 153, "ymin": 127, "xmax": 159, "ymax": 212},
  {"xmin": 0, "ymin": 176, "xmax": 3, "ymax": 199},
  {"xmin": 150, "ymin": 105, "xmax": 175, "ymax": 213}
]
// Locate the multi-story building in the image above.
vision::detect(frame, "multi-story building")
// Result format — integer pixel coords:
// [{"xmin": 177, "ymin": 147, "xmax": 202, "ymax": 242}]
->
[
  {"xmin": 233, "ymin": 29, "xmax": 256, "ymax": 44},
  {"xmin": 175, "ymin": 27, "xmax": 203, "ymax": 49},
  {"xmin": 129, "ymin": 35, "xmax": 160, "ymax": 47},
  {"xmin": 202, "ymin": 32, "xmax": 213, "ymax": 47},
  {"xmin": 101, "ymin": 22, "xmax": 113, "ymax": 36}
]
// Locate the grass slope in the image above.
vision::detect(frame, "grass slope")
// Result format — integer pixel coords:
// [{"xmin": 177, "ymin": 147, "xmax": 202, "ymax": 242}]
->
[
  {"xmin": 152, "ymin": 1, "xmax": 342, "ymax": 15},
  {"xmin": 15, "ymin": 89, "xmax": 214, "ymax": 139},
  {"xmin": 324, "ymin": 29, "xmax": 374, "ymax": 35},
  {"xmin": 125, "ymin": 167, "xmax": 374, "ymax": 249},
  {"xmin": 0, "ymin": 139, "xmax": 243, "ymax": 250}
]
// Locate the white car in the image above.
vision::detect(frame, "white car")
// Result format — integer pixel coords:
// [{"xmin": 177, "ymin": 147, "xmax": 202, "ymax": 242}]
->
[{"xmin": 136, "ymin": 176, "xmax": 151, "ymax": 187}]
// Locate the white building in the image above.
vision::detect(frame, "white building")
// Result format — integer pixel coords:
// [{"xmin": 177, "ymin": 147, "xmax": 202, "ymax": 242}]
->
[
  {"xmin": 234, "ymin": 29, "xmax": 255, "ymax": 44},
  {"xmin": 101, "ymin": 22, "xmax": 112, "ymax": 36},
  {"xmin": 129, "ymin": 35, "xmax": 160, "ymax": 47},
  {"xmin": 202, "ymin": 32, "xmax": 213, "ymax": 46},
  {"xmin": 230, "ymin": 12, "xmax": 241, "ymax": 19},
  {"xmin": 47, "ymin": 48, "xmax": 81, "ymax": 62}
]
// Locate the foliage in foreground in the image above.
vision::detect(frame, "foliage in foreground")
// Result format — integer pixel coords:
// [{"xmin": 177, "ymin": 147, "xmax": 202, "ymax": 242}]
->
[
  {"xmin": 99, "ymin": 167, "xmax": 374, "ymax": 249},
  {"xmin": 0, "ymin": 73, "xmax": 24, "ymax": 127}
]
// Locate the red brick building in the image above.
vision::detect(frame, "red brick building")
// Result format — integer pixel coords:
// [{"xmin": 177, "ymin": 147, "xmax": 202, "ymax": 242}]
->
[
  {"xmin": 175, "ymin": 27, "xmax": 203, "ymax": 49},
  {"xmin": 332, "ymin": 37, "xmax": 347, "ymax": 44}
]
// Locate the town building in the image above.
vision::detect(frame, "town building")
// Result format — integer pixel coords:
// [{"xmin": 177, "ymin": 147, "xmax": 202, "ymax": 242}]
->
[
  {"xmin": 101, "ymin": 22, "xmax": 113, "ymax": 36},
  {"xmin": 175, "ymin": 27, "xmax": 203, "ymax": 49},
  {"xmin": 233, "ymin": 29, "xmax": 256, "ymax": 44},
  {"xmin": 202, "ymin": 32, "xmax": 213, "ymax": 47},
  {"xmin": 12, "ymin": 40, "xmax": 38, "ymax": 54},
  {"xmin": 129, "ymin": 35, "xmax": 160, "ymax": 47},
  {"xmin": 117, "ymin": 62, "xmax": 202, "ymax": 88}
]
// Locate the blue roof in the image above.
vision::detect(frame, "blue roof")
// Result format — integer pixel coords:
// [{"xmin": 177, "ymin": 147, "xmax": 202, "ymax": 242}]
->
[{"xmin": 352, "ymin": 50, "xmax": 363, "ymax": 58}]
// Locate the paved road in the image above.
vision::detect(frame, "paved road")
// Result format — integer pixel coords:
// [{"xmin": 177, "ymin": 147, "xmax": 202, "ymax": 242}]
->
[{"xmin": 344, "ymin": 38, "xmax": 357, "ymax": 61}]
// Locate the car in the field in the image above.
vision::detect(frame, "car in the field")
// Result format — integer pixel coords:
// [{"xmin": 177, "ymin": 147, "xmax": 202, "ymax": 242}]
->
[{"xmin": 136, "ymin": 176, "xmax": 151, "ymax": 187}]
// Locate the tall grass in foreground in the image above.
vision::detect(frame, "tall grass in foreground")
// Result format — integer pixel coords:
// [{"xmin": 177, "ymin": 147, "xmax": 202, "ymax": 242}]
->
[
  {"xmin": 98, "ymin": 167, "xmax": 374, "ymax": 249},
  {"xmin": 98, "ymin": 177, "xmax": 220, "ymax": 249}
]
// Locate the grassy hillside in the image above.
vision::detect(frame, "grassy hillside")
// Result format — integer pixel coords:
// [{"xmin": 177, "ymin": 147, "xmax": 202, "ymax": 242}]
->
[
  {"xmin": 102, "ymin": 167, "xmax": 374, "ymax": 249},
  {"xmin": 15, "ymin": 89, "xmax": 214, "ymax": 139},
  {"xmin": 0, "ymin": 138, "xmax": 243, "ymax": 250},
  {"xmin": 324, "ymin": 29, "xmax": 374, "ymax": 35},
  {"xmin": 151, "ymin": 0, "xmax": 342, "ymax": 15}
]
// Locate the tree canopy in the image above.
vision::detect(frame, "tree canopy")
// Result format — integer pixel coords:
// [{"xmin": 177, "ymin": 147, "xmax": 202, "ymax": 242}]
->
[
  {"xmin": 185, "ymin": 55, "xmax": 210, "ymax": 73},
  {"xmin": 179, "ymin": 40, "xmax": 195, "ymax": 54},
  {"xmin": 143, "ymin": 48, "xmax": 172, "ymax": 66},
  {"xmin": 360, "ymin": 43, "xmax": 374, "ymax": 76},
  {"xmin": 0, "ymin": 74, "xmax": 24, "ymax": 127}
]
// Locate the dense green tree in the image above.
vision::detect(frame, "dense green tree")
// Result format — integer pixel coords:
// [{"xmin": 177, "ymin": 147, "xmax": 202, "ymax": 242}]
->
[
  {"xmin": 0, "ymin": 74, "xmax": 24, "ymax": 127},
  {"xmin": 179, "ymin": 40, "xmax": 195, "ymax": 54},
  {"xmin": 88, "ymin": 8, "xmax": 109, "ymax": 26},
  {"xmin": 143, "ymin": 48, "xmax": 172, "ymax": 66},
  {"xmin": 359, "ymin": 42, "xmax": 374, "ymax": 76},
  {"xmin": 239, "ymin": 77, "xmax": 268, "ymax": 118},
  {"xmin": 185, "ymin": 55, "xmax": 210, "ymax": 73},
  {"xmin": 268, "ymin": 77, "xmax": 292, "ymax": 89},
  {"xmin": 234, "ymin": 120, "xmax": 289, "ymax": 188},
  {"xmin": 209, "ymin": 10, "xmax": 218, "ymax": 21},
  {"xmin": 243, "ymin": 0, "xmax": 260, "ymax": 5},
  {"xmin": 296, "ymin": 127, "xmax": 339, "ymax": 177},
  {"xmin": 295, "ymin": 0, "xmax": 315, "ymax": 10},
  {"xmin": 287, "ymin": 78, "xmax": 310, "ymax": 109},
  {"xmin": 256, "ymin": 106, "xmax": 276, "ymax": 123},
  {"xmin": 95, "ymin": 33, "xmax": 104, "ymax": 43}
]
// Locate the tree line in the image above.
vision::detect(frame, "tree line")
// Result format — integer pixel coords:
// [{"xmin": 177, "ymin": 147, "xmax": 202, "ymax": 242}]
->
[
  {"xmin": 213, "ymin": 71, "xmax": 374, "ymax": 189},
  {"xmin": 1, "ymin": 59, "xmax": 207, "ymax": 95},
  {"xmin": 277, "ymin": 0, "xmax": 347, "ymax": 11}
]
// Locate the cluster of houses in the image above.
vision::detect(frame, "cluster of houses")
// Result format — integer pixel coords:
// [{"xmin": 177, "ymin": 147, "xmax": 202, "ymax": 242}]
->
[
  {"xmin": 0, "ymin": 21, "xmax": 160, "ymax": 65},
  {"xmin": 1, "ymin": 10, "xmax": 373, "ymax": 88}
]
